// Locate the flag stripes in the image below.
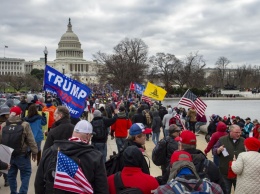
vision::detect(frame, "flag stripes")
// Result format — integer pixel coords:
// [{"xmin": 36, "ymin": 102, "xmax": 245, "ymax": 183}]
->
[
  {"xmin": 54, "ymin": 151, "xmax": 93, "ymax": 194},
  {"xmin": 179, "ymin": 90, "xmax": 207, "ymax": 116}
]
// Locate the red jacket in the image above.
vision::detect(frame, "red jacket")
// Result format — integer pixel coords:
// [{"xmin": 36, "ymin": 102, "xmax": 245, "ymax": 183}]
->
[
  {"xmin": 204, "ymin": 121, "xmax": 228, "ymax": 154},
  {"xmin": 253, "ymin": 124, "xmax": 260, "ymax": 139},
  {"xmin": 108, "ymin": 167, "xmax": 159, "ymax": 194},
  {"xmin": 111, "ymin": 118, "xmax": 132, "ymax": 138}
]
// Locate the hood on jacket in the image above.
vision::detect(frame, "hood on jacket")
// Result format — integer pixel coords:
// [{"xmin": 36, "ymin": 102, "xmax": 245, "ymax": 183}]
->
[
  {"xmin": 52, "ymin": 140, "xmax": 95, "ymax": 157},
  {"xmin": 153, "ymin": 111, "xmax": 159, "ymax": 117},
  {"xmin": 123, "ymin": 145, "xmax": 143, "ymax": 167},
  {"xmin": 117, "ymin": 111, "xmax": 127, "ymax": 118},
  {"xmin": 167, "ymin": 108, "xmax": 173, "ymax": 114},
  {"xmin": 216, "ymin": 121, "xmax": 227, "ymax": 132},
  {"xmin": 24, "ymin": 114, "xmax": 42, "ymax": 123}
]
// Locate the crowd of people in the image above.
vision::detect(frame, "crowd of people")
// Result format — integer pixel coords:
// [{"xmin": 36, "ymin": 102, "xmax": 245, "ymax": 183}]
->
[{"xmin": 0, "ymin": 94, "xmax": 259, "ymax": 194}]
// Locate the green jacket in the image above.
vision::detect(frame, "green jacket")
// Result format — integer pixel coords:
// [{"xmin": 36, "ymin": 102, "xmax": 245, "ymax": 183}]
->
[{"xmin": 218, "ymin": 135, "xmax": 245, "ymax": 178}]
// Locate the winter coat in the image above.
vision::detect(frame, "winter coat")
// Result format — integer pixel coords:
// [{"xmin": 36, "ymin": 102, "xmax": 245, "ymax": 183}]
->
[
  {"xmin": 123, "ymin": 140, "xmax": 150, "ymax": 175},
  {"xmin": 91, "ymin": 115, "xmax": 117, "ymax": 143},
  {"xmin": 128, "ymin": 106, "xmax": 136, "ymax": 122},
  {"xmin": 162, "ymin": 108, "xmax": 173, "ymax": 130},
  {"xmin": 17, "ymin": 100, "xmax": 28, "ymax": 118},
  {"xmin": 196, "ymin": 114, "xmax": 207, "ymax": 122},
  {"xmin": 111, "ymin": 112, "xmax": 132, "ymax": 138},
  {"xmin": 152, "ymin": 111, "xmax": 162, "ymax": 133},
  {"xmin": 24, "ymin": 114, "xmax": 47, "ymax": 143},
  {"xmin": 43, "ymin": 117, "xmax": 74, "ymax": 152},
  {"xmin": 0, "ymin": 116, "xmax": 38, "ymax": 155},
  {"xmin": 132, "ymin": 108, "xmax": 147, "ymax": 125},
  {"xmin": 185, "ymin": 148, "xmax": 226, "ymax": 193},
  {"xmin": 107, "ymin": 167, "xmax": 159, "ymax": 194},
  {"xmin": 42, "ymin": 105, "xmax": 57, "ymax": 128},
  {"xmin": 232, "ymin": 151, "xmax": 260, "ymax": 194},
  {"xmin": 253, "ymin": 124, "xmax": 260, "ymax": 139},
  {"xmin": 204, "ymin": 122, "xmax": 228, "ymax": 154},
  {"xmin": 213, "ymin": 136, "xmax": 245, "ymax": 178},
  {"xmin": 187, "ymin": 108, "xmax": 197, "ymax": 122},
  {"xmin": 35, "ymin": 140, "xmax": 109, "ymax": 194}
]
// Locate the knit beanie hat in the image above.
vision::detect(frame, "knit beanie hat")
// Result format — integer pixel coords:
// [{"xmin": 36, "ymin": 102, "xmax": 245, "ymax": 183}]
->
[
  {"xmin": 244, "ymin": 137, "xmax": 260, "ymax": 151},
  {"xmin": 93, "ymin": 110, "xmax": 102, "ymax": 117}
]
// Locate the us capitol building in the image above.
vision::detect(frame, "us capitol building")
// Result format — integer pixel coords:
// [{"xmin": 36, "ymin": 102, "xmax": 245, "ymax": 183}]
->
[{"xmin": 0, "ymin": 19, "xmax": 100, "ymax": 84}]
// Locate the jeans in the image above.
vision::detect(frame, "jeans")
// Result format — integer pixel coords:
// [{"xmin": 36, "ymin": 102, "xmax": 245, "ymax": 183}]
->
[
  {"xmin": 115, "ymin": 137, "xmax": 126, "ymax": 152},
  {"xmin": 8, "ymin": 154, "xmax": 32, "ymax": 194},
  {"xmin": 195, "ymin": 122, "xmax": 207, "ymax": 133},
  {"xmin": 213, "ymin": 154, "xmax": 219, "ymax": 167},
  {"xmin": 92, "ymin": 142, "xmax": 107, "ymax": 163},
  {"xmin": 164, "ymin": 128, "xmax": 169, "ymax": 137},
  {"xmin": 152, "ymin": 132, "xmax": 160, "ymax": 145},
  {"xmin": 222, "ymin": 176, "xmax": 236, "ymax": 194},
  {"xmin": 189, "ymin": 121, "xmax": 196, "ymax": 133}
]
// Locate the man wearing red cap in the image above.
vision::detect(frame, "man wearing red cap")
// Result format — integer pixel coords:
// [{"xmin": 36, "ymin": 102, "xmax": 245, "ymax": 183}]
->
[
  {"xmin": 0, "ymin": 106, "xmax": 38, "ymax": 194},
  {"xmin": 177, "ymin": 130, "xmax": 226, "ymax": 193},
  {"xmin": 155, "ymin": 150, "xmax": 223, "ymax": 194},
  {"xmin": 213, "ymin": 124, "xmax": 245, "ymax": 194}
]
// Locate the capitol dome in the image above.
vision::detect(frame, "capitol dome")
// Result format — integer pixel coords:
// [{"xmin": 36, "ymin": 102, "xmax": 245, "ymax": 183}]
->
[{"xmin": 56, "ymin": 18, "xmax": 84, "ymax": 60}]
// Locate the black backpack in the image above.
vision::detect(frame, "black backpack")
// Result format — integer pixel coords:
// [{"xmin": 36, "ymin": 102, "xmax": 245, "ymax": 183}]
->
[
  {"xmin": 105, "ymin": 151, "xmax": 124, "ymax": 176},
  {"xmin": 91, "ymin": 119, "xmax": 106, "ymax": 140},
  {"xmin": 114, "ymin": 172, "xmax": 143, "ymax": 194},
  {"xmin": 1, "ymin": 120, "xmax": 24, "ymax": 157},
  {"xmin": 152, "ymin": 138, "xmax": 168, "ymax": 166}
]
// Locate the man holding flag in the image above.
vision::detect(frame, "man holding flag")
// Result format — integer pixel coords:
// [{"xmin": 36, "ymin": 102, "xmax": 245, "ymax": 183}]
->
[{"xmin": 35, "ymin": 120, "xmax": 109, "ymax": 193}]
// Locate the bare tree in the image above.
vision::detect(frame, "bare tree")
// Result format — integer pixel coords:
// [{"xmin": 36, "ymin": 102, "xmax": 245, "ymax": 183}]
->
[
  {"xmin": 215, "ymin": 56, "xmax": 231, "ymax": 88},
  {"xmin": 94, "ymin": 38, "xmax": 149, "ymax": 93},
  {"xmin": 175, "ymin": 52, "xmax": 206, "ymax": 88},
  {"xmin": 148, "ymin": 53, "xmax": 182, "ymax": 92}
]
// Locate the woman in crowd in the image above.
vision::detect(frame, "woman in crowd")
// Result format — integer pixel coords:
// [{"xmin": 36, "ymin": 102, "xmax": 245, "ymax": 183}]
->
[
  {"xmin": 24, "ymin": 104, "xmax": 47, "ymax": 165},
  {"xmin": 151, "ymin": 111, "xmax": 162, "ymax": 145},
  {"xmin": 231, "ymin": 137, "xmax": 260, "ymax": 194}
]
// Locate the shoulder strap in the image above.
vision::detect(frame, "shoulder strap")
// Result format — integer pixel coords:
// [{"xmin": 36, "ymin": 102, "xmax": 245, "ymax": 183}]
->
[
  {"xmin": 202, "ymin": 159, "xmax": 210, "ymax": 174},
  {"xmin": 114, "ymin": 172, "xmax": 125, "ymax": 193}
]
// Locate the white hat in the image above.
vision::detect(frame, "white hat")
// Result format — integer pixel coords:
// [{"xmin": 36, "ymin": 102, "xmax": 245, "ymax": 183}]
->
[{"xmin": 74, "ymin": 120, "xmax": 93, "ymax": 134}]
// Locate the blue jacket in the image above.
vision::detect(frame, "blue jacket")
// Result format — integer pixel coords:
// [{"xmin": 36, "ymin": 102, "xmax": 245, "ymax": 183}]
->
[{"xmin": 24, "ymin": 115, "xmax": 47, "ymax": 143}]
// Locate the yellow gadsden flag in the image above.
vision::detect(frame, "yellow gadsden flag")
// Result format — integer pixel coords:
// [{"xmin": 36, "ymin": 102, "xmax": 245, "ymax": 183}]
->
[{"xmin": 143, "ymin": 82, "xmax": 167, "ymax": 101}]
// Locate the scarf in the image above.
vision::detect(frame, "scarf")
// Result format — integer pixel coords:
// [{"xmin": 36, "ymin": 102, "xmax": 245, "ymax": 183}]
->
[{"xmin": 68, "ymin": 137, "xmax": 89, "ymax": 144}]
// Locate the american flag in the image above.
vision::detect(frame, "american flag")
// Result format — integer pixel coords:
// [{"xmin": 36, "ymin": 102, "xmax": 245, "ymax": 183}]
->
[
  {"xmin": 178, "ymin": 89, "xmax": 207, "ymax": 117},
  {"xmin": 173, "ymin": 113, "xmax": 186, "ymax": 130},
  {"xmin": 54, "ymin": 151, "xmax": 93, "ymax": 194},
  {"xmin": 141, "ymin": 95, "xmax": 152, "ymax": 105}
]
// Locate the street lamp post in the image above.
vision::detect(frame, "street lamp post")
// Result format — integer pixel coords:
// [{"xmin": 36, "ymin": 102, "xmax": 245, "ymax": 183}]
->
[
  {"xmin": 43, "ymin": 46, "xmax": 48, "ymax": 102},
  {"xmin": 62, "ymin": 64, "xmax": 65, "ymax": 75}
]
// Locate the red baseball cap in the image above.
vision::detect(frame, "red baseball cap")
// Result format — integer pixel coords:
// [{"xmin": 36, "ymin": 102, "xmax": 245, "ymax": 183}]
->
[
  {"xmin": 179, "ymin": 130, "xmax": 197, "ymax": 145},
  {"xmin": 10, "ymin": 106, "xmax": 22, "ymax": 116},
  {"xmin": 170, "ymin": 150, "xmax": 192, "ymax": 165},
  {"xmin": 231, "ymin": 115, "xmax": 236, "ymax": 120}
]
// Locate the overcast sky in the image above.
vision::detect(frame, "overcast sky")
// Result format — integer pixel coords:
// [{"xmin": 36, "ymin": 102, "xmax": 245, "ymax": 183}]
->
[{"xmin": 1, "ymin": 0, "xmax": 260, "ymax": 67}]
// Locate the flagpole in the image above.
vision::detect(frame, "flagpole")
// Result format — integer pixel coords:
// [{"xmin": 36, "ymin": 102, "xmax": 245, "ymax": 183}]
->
[{"xmin": 177, "ymin": 88, "xmax": 190, "ymax": 106}]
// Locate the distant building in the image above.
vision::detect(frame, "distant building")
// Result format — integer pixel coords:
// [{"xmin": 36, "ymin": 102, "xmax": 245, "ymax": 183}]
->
[
  {"xmin": 0, "ymin": 58, "xmax": 33, "ymax": 75},
  {"xmin": 31, "ymin": 18, "xmax": 100, "ymax": 84}
]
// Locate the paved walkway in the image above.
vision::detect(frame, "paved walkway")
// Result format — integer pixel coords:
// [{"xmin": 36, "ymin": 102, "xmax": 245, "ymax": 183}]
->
[{"xmin": 0, "ymin": 131, "xmax": 213, "ymax": 193}]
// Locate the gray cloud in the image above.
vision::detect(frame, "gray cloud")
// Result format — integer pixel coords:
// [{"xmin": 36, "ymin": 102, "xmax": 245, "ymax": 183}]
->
[{"xmin": 0, "ymin": 0, "xmax": 260, "ymax": 67}]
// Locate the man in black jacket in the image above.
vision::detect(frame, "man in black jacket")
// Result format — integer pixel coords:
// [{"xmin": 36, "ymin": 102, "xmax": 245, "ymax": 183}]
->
[
  {"xmin": 43, "ymin": 106, "xmax": 74, "ymax": 152},
  {"xmin": 178, "ymin": 130, "xmax": 227, "ymax": 194},
  {"xmin": 91, "ymin": 109, "xmax": 118, "ymax": 163},
  {"xmin": 161, "ymin": 124, "xmax": 180, "ymax": 178},
  {"xmin": 35, "ymin": 120, "xmax": 109, "ymax": 194}
]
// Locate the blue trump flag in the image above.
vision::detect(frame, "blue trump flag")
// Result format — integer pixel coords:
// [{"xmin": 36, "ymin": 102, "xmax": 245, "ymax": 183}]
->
[
  {"xmin": 134, "ymin": 83, "xmax": 145, "ymax": 95},
  {"xmin": 43, "ymin": 65, "xmax": 92, "ymax": 118}
]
